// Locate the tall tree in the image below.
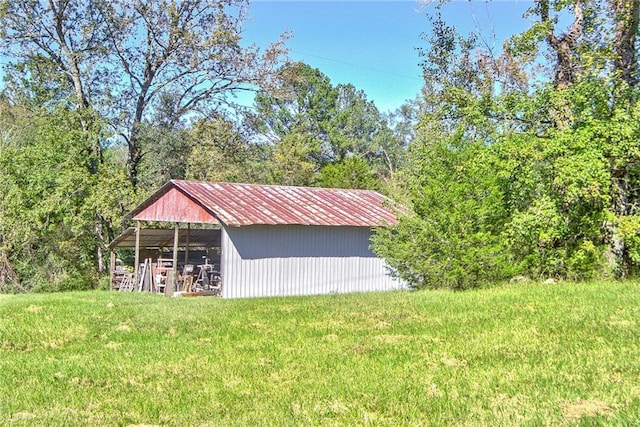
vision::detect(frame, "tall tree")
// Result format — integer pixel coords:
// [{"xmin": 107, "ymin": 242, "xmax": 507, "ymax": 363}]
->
[
  {"xmin": 537, "ymin": 0, "xmax": 584, "ymax": 90},
  {"xmin": 96, "ymin": 0, "xmax": 288, "ymax": 187},
  {"xmin": 0, "ymin": 0, "xmax": 289, "ymax": 188},
  {"xmin": 606, "ymin": 0, "xmax": 640, "ymax": 275},
  {"xmin": 186, "ymin": 114, "xmax": 269, "ymax": 184},
  {"xmin": 0, "ymin": 0, "xmax": 107, "ymax": 164},
  {"xmin": 250, "ymin": 62, "xmax": 400, "ymax": 188},
  {"xmin": 373, "ymin": 18, "xmax": 514, "ymax": 289},
  {"xmin": 612, "ymin": 0, "xmax": 639, "ymax": 86}
]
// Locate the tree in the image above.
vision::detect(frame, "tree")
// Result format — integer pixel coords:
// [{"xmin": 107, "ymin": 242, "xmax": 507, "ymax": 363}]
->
[
  {"xmin": 319, "ymin": 157, "xmax": 380, "ymax": 190},
  {"xmin": 516, "ymin": 0, "xmax": 640, "ymax": 277},
  {"xmin": 250, "ymin": 62, "xmax": 401, "ymax": 188},
  {"xmin": 251, "ymin": 62, "xmax": 334, "ymax": 165},
  {"xmin": 372, "ymin": 134, "xmax": 512, "ymax": 290},
  {"xmin": 372, "ymin": 16, "xmax": 515, "ymax": 289},
  {"xmin": 134, "ymin": 93, "xmax": 192, "ymax": 189},
  {"xmin": 537, "ymin": 0, "xmax": 584, "ymax": 90},
  {"xmin": 612, "ymin": 0, "xmax": 639, "ymax": 86},
  {"xmin": 186, "ymin": 115, "xmax": 269, "ymax": 184},
  {"xmin": 0, "ymin": 0, "xmax": 289, "ymax": 188},
  {"xmin": 0, "ymin": 103, "xmax": 105, "ymax": 291},
  {"xmin": 96, "ymin": 0, "xmax": 288, "ymax": 187},
  {"xmin": 0, "ymin": 0, "xmax": 108, "ymax": 168}
]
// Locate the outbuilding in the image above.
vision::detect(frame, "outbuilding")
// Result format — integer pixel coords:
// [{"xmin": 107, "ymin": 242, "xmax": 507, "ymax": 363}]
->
[{"xmin": 108, "ymin": 180, "xmax": 404, "ymax": 298}]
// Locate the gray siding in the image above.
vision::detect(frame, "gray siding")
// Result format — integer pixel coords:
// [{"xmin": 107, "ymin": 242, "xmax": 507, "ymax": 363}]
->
[{"xmin": 220, "ymin": 225, "xmax": 403, "ymax": 298}]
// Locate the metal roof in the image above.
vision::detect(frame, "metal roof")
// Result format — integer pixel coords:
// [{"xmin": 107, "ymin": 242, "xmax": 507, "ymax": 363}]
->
[{"xmin": 130, "ymin": 180, "xmax": 401, "ymax": 227}]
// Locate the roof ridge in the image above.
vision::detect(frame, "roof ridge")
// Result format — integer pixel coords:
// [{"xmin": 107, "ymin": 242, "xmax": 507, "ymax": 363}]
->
[{"xmin": 173, "ymin": 179, "xmax": 381, "ymax": 194}]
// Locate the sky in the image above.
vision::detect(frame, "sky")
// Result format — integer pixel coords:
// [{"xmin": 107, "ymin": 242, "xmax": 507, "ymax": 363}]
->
[{"xmin": 241, "ymin": 0, "xmax": 536, "ymax": 113}]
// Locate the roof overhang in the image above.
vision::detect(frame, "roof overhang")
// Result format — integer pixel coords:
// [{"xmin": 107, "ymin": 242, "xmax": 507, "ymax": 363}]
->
[{"xmin": 108, "ymin": 227, "xmax": 221, "ymax": 250}]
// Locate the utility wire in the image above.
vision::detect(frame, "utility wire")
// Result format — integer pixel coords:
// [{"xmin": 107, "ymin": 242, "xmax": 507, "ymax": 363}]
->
[{"xmin": 291, "ymin": 49, "xmax": 423, "ymax": 82}]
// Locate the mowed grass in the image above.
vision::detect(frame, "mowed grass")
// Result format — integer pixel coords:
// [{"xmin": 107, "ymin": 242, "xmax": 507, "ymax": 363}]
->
[{"xmin": 1, "ymin": 282, "xmax": 640, "ymax": 426}]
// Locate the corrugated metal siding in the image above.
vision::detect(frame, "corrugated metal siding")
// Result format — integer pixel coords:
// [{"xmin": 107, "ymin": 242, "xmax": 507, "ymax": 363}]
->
[
  {"xmin": 220, "ymin": 225, "xmax": 403, "ymax": 299},
  {"xmin": 173, "ymin": 180, "xmax": 400, "ymax": 227}
]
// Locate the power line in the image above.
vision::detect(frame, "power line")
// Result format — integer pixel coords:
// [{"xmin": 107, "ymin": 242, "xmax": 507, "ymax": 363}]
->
[{"xmin": 291, "ymin": 49, "xmax": 423, "ymax": 82}]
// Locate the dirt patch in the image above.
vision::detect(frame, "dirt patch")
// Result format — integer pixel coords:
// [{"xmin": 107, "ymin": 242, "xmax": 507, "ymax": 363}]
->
[
  {"xmin": 562, "ymin": 399, "xmax": 614, "ymax": 421},
  {"xmin": 322, "ymin": 333, "xmax": 339, "ymax": 342},
  {"xmin": 608, "ymin": 319, "xmax": 635, "ymax": 328},
  {"xmin": 442, "ymin": 357, "xmax": 466, "ymax": 367},
  {"xmin": 11, "ymin": 412, "xmax": 36, "ymax": 421},
  {"xmin": 115, "ymin": 323, "xmax": 131, "ymax": 332},
  {"xmin": 105, "ymin": 341, "xmax": 122, "ymax": 350},
  {"xmin": 26, "ymin": 305, "xmax": 43, "ymax": 313}
]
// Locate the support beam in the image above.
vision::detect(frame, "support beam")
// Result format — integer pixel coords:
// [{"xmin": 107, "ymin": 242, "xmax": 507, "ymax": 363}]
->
[
  {"xmin": 170, "ymin": 223, "xmax": 179, "ymax": 296},
  {"xmin": 109, "ymin": 250, "xmax": 116, "ymax": 290},
  {"xmin": 184, "ymin": 223, "xmax": 190, "ymax": 265},
  {"xmin": 134, "ymin": 221, "xmax": 141, "ymax": 285}
]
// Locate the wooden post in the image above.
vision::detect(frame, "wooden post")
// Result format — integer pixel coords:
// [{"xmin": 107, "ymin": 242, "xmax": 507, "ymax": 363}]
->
[
  {"xmin": 109, "ymin": 250, "xmax": 116, "ymax": 290},
  {"xmin": 170, "ymin": 223, "xmax": 179, "ymax": 296},
  {"xmin": 184, "ymin": 223, "xmax": 190, "ymax": 265},
  {"xmin": 146, "ymin": 258, "xmax": 153, "ymax": 292},
  {"xmin": 134, "ymin": 221, "xmax": 141, "ymax": 285}
]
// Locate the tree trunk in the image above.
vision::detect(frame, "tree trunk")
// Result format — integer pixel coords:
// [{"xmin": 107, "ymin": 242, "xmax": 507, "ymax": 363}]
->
[
  {"xmin": 95, "ymin": 215, "xmax": 106, "ymax": 275},
  {"xmin": 608, "ymin": 166, "xmax": 630, "ymax": 277},
  {"xmin": 608, "ymin": 0, "xmax": 640, "ymax": 277},
  {"xmin": 535, "ymin": 0, "xmax": 584, "ymax": 128},
  {"xmin": 612, "ymin": 0, "xmax": 640, "ymax": 86},
  {"xmin": 537, "ymin": 0, "xmax": 584, "ymax": 90},
  {"xmin": 126, "ymin": 128, "xmax": 144, "ymax": 189}
]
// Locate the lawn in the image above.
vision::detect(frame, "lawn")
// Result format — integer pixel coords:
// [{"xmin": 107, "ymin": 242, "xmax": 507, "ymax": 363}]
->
[{"xmin": 1, "ymin": 281, "xmax": 639, "ymax": 426}]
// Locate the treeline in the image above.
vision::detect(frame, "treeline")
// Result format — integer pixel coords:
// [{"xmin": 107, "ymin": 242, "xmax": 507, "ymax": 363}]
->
[
  {"xmin": 373, "ymin": 0, "xmax": 640, "ymax": 289},
  {"xmin": 1, "ymin": 0, "xmax": 640, "ymax": 292}
]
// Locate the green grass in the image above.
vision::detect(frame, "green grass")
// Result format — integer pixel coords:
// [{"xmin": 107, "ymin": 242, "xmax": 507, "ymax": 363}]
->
[{"xmin": 1, "ymin": 281, "xmax": 640, "ymax": 426}]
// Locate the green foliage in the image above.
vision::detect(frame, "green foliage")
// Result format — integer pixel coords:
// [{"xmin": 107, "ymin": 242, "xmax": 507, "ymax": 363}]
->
[
  {"xmin": 136, "ymin": 124, "xmax": 191, "ymax": 190},
  {"xmin": 502, "ymin": 196, "xmax": 567, "ymax": 277},
  {"xmin": 492, "ymin": 101, "xmax": 614, "ymax": 280},
  {"xmin": 2, "ymin": 55, "xmax": 72, "ymax": 106},
  {"xmin": 88, "ymin": 148, "xmax": 139, "ymax": 243},
  {"xmin": 266, "ymin": 133, "xmax": 319, "ymax": 186},
  {"xmin": 619, "ymin": 215, "xmax": 640, "ymax": 273},
  {"xmin": 186, "ymin": 117, "xmax": 270, "ymax": 184},
  {"xmin": 251, "ymin": 62, "xmax": 403, "ymax": 187},
  {"xmin": 375, "ymin": 1, "xmax": 640, "ymax": 286},
  {"xmin": 372, "ymin": 138, "xmax": 513, "ymax": 290},
  {"xmin": 0, "ymin": 105, "xmax": 107, "ymax": 291},
  {"xmin": 319, "ymin": 156, "xmax": 380, "ymax": 190}
]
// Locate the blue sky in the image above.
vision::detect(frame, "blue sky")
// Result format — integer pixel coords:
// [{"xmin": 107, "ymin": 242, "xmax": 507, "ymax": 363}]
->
[{"xmin": 242, "ymin": 0, "xmax": 535, "ymax": 113}]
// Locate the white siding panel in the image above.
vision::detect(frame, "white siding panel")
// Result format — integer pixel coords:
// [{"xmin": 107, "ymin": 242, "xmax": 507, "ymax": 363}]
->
[{"xmin": 220, "ymin": 225, "xmax": 403, "ymax": 299}]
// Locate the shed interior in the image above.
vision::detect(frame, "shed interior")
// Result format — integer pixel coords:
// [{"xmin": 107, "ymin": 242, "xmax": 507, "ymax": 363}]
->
[{"xmin": 108, "ymin": 225, "xmax": 222, "ymax": 295}]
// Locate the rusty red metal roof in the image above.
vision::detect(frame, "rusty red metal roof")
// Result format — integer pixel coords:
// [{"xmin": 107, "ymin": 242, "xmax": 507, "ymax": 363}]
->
[{"xmin": 130, "ymin": 180, "xmax": 401, "ymax": 227}]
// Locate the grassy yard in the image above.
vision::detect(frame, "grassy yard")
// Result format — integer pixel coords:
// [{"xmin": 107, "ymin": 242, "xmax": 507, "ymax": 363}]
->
[{"xmin": 1, "ymin": 281, "xmax": 639, "ymax": 426}]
